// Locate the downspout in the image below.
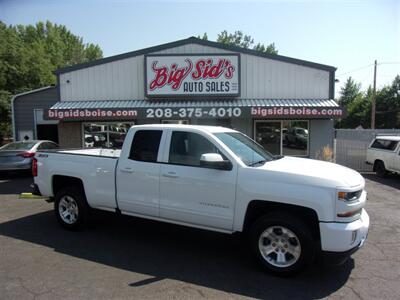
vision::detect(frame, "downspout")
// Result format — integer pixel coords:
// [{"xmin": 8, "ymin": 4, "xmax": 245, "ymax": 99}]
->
[
  {"xmin": 10, "ymin": 86, "xmax": 53, "ymax": 142},
  {"xmin": 11, "ymin": 94, "xmax": 17, "ymax": 141}
]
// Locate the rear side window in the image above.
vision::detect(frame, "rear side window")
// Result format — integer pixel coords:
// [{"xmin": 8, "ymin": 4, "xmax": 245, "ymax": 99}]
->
[
  {"xmin": 371, "ymin": 139, "xmax": 398, "ymax": 151},
  {"xmin": 129, "ymin": 130, "xmax": 162, "ymax": 162},
  {"xmin": 38, "ymin": 142, "xmax": 58, "ymax": 150}
]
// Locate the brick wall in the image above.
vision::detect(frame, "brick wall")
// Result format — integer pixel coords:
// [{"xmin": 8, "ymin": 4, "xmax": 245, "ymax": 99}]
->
[{"xmin": 58, "ymin": 122, "xmax": 82, "ymax": 148}]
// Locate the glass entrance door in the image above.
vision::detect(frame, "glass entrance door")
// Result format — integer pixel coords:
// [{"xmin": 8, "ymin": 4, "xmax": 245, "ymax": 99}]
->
[{"xmin": 254, "ymin": 121, "xmax": 282, "ymax": 155}]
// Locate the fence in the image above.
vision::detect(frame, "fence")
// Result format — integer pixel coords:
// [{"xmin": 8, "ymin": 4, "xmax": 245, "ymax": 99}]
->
[{"xmin": 335, "ymin": 129, "xmax": 400, "ymax": 172}]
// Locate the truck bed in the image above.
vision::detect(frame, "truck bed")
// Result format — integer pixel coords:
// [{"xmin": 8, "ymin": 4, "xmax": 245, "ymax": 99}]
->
[
  {"xmin": 43, "ymin": 148, "xmax": 121, "ymax": 158},
  {"xmin": 35, "ymin": 148, "xmax": 119, "ymax": 211}
]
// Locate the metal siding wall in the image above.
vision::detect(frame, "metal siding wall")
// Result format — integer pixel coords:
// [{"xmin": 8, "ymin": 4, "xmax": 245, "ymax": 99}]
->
[
  {"xmin": 60, "ymin": 55, "xmax": 144, "ymax": 101},
  {"xmin": 335, "ymin": 129, "xmax": 400, "ymax": 171},
  {"xmin": 59, "ymin": 43, "xmax": 330, "ymax": 101},
  {"xmin": 14, "ymin": 88, "xmax": 58, "ymax": 140},
  {"xmin": 240, "ymin": 54, "xmax": 330, "ymax": 99}
]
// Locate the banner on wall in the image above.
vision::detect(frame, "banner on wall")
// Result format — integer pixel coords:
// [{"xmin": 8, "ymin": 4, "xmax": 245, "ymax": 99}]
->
[{"xmin": 44, "ymin": 106, "xmax": 344, "ymax": 121}]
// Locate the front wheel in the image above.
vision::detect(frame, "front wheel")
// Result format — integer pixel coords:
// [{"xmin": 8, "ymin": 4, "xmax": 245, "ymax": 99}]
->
[
  {"xmin": 249, "ymin": 212, "xmax": 315, "ymax": 276},
  {"xmin": 54, "ymin": 186, "xmax": 88, "ymax": 230},
  {"xmin": 375, "ymin": 160, "xmax": 387, "ymax": 178}
]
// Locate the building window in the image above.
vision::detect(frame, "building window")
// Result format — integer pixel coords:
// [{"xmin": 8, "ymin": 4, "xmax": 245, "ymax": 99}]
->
[
  {"xmin": 254, "ymin": 121, "xmax": 281, "ymax": 155},
  {"xmin": 161, "ymin": 120, "xmax": 189, "ymax": 124},
  {"xmin": 197, "ymin": 118, "xmax": 232, "ymax": 128},
  {"xmin": 83, "ymin": 122, "xmax": 135, "ymax": 149},
  {"xmin": 254, "ymin": 120, "xmax": 309, "ymax": 156},
  {"xmin": 282, "ymin": 121, "xmax": 309, "ymax": 156}
]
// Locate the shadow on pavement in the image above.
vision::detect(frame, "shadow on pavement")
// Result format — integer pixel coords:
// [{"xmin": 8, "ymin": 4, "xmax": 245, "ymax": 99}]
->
[
  {"xmin": 363, "ymin": 173, "xmax": 400, "ymax": 190},
  {"xmin": 0, "ymin": 172, "xmax": 33, "ymax": 195},
  {"xmin": 0, "ymin": 209, "xmax": 353, "ymax": 299}
]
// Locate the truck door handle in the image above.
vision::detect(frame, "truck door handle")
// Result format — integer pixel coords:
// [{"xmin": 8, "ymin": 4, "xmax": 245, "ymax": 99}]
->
[
  {"xmin": 162, "ymin": 172, "xmax": 179, "ymax": 178},
  {"xmin": 96, "ymin": 167, "xmax": 111, "ymax": 174},
  {"xmin": 120, "ymin": 167, "xmax": 133, "ymax": 173}
]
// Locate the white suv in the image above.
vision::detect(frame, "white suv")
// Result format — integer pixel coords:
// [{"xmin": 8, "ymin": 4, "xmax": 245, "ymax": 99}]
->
[{"xmin": 366, "ymin": 136, "xmax": 400, "ymax": 177}]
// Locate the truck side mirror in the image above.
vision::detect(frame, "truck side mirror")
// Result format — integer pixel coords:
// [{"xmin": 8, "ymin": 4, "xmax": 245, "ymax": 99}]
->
[{"xmin": 200, "ymin": 153, "xmax": 232, "ymax": 171}]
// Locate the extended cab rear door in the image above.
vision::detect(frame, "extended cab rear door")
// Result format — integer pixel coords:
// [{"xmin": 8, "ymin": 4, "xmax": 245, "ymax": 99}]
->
[
  {"xmin": 116, "ymin": 128, "xmax": 166, "ymax": 217},
  {"xmin": 159, "ymin": 129, "xmax": 237, "ymax": 231}
]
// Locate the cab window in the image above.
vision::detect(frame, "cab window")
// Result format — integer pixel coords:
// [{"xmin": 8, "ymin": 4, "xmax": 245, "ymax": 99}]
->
[{"xmin": 371, "ymin": 139, "xmax": 398, "ymax": 151}]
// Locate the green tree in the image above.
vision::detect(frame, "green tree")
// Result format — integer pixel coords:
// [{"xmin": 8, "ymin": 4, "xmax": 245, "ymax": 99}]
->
[
  {"xmin": 338, "ymin": 75, "xmax": 400, "ymax": 129},
  {"xmin": 0, "ymin": 91, "xmax": 12, "ymax": 138},
  {"xmin": 0, "ymin": 21, "xmax": 103, "ymax": 138},
  {"xmin": 198, "ymin": 30, "xmax": 278, "ymax": 55},
  {"xmin": 341, "ymin": 89, "xmax": 372, "ymax": 128},
  {"xmin": 197, "ymin": 32, "xmax": 208, "ymax": 40},
  {"xmin": 375, "ymin": 75, "xmax": 400, "ymax": 128},
  {"xmin": 339, "ymin": 77, "xmax": 361, "ymax": 107},
  {"xmin": 253, "ymin": 42, "xmax": 278, "ymax": 55}
]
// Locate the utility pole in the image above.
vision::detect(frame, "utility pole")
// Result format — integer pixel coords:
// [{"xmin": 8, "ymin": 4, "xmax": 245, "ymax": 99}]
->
[{"xmin": 371, "ymin": 60, "xmax": 377, "ymax": 129}]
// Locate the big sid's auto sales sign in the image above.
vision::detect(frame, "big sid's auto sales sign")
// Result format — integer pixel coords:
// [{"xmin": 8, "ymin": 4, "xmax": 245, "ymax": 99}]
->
[{"xmin": 145, "ymin": 54, "xmax": 240, "ymax": 97}]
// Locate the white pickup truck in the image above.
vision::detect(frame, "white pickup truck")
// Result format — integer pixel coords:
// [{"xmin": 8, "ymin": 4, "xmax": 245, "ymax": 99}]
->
[
  {"xmin": 33, "ymin": 124, "xmax": 369, "ymax": 275},
  {"xmin": 366, "ymin": 136, "xmax": 400, "ymax": 177}
]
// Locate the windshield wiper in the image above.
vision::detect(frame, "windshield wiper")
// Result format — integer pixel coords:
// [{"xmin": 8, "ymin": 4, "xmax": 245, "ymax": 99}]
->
[{"xmin": 248, "ymin": 160, "xmax": 268, "ymax": 167}]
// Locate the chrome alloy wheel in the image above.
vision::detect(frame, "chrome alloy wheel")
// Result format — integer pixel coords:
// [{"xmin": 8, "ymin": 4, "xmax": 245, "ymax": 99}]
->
[
  {"xmin": 58, "ymin": 195, "xmax": 79, "ymax": 225},
  {"xmin": 258, "ymin": 226, "xmax": 301, "ymax": 268}
]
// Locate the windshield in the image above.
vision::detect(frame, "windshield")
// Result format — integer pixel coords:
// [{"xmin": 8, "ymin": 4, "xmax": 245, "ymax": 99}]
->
[
  {"xmin": 0, "ymin": 142, "xmax": 36, "ymax": 151},
  {"xmin": 214, "ymin": 132, "xmax": 275, "ymax": 166}
]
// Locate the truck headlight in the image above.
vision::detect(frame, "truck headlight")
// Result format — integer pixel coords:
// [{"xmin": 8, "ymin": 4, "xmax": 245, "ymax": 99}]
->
[{"xmin": 338, "ymin": 190, "xmax": 362, "ymax": 202}]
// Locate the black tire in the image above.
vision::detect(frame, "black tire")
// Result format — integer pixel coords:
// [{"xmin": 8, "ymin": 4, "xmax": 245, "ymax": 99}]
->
[
  {"xmin": 54, "ymin": 186, "xmax": 89, "ymax": 230},
  {"xmin": 375, "ymin": 160, "xmax": 387, "ymax": 178},
  {"xmin": 249, "ymin": 212, "xmax": 315, "ymax": 276}
]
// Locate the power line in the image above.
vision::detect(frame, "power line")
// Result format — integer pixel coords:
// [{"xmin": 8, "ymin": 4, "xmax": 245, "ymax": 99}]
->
[
  {"xmin": 378, "ymin": 62, "xmax": 400, "ymax": 65},
  {"xmin": 336, "ymin": 63, "xmax": 374, "ymax": 77},
  {"xmin": 336, "ymin": 62, "xmax": 400, "ymax": 77}
]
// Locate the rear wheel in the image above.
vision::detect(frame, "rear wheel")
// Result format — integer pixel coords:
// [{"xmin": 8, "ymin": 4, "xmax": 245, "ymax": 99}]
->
[
  {"xmin": 249, "ymin": 212, "xmax": 315, "ymax": 276},
  {"xmin": 54, "ymin": 186, "xmax": 88, "ymax": 230},
  {"xmin": 375, "ymin": 160, "xmax": 387, "ymax": 178}
]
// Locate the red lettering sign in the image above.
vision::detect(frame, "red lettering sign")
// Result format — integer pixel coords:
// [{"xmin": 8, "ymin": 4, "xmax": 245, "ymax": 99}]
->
[
  {"xmin": 149, "ymin": 59, "xmax": 193, "ymax": 91},
  {"xmin": 146, "ymin": 55, "xmax": 239, "ymax": 96}
]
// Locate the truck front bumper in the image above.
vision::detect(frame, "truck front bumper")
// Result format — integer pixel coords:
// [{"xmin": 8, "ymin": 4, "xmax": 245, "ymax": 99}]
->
[{"xmin": 319, "ymin": 209, "xmax": 369, "ymax": 264}]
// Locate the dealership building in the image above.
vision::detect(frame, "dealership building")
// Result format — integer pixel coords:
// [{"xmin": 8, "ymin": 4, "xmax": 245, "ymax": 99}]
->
[{"xmin": 12, "ymin": 37, "xmax": 342, "ymax": 157}]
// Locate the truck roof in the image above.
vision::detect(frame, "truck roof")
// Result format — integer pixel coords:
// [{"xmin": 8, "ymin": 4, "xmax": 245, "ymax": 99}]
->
[
  {"xmin": 130, "ymin": 124, "xmax": 237, "ymax": 133},
  {"xmin": 374, "ymin": 136, "xmax": 400, "ymax": 141}
]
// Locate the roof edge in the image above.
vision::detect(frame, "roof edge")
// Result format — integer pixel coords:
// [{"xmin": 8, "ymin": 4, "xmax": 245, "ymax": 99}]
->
[
  {"xmin": 188, "ymin": 37, "xmax": 337, "ymax": 72},
  {"xmin": 55, "ymin": 37, "xmax": 196, "ymax": 75},
  {"xmin": 55, "ymin": 37, "xmax": 336, "ymax": 75},
  {"xmin": 49, "ymin": 98, "xmax": 340, "ymax": 110},
  {"xmin": 12, "ymin": 86, "xmax": 55, "ymax": 99}
]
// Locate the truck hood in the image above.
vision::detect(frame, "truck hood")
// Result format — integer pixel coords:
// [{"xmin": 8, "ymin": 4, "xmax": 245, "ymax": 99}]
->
[{"xmin": 259, "ymin": 156, "xmax": 364, "ymax": 188}]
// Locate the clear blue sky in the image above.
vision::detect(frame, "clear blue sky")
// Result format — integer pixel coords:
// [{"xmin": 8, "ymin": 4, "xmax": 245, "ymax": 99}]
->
[{"xmin": 1, "ymin": 0, "xmax": 399, "ymax": 98}]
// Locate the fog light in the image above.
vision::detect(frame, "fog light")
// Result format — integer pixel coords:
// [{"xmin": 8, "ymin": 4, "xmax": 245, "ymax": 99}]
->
[
  {"xmin": 351, "ymin": 230, "xmax": 358, "ymax": 244},
  {"xmin": 337, "ymin": 208, "xmax": 362, "ymax": 218}
]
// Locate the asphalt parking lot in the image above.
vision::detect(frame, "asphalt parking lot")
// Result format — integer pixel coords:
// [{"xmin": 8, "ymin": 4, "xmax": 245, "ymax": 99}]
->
[{"xmin": 0, "ymin": 173, "xmax": 399, "ymax": 299}]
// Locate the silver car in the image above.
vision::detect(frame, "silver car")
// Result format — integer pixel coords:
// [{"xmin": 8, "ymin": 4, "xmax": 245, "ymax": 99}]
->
[{"xmin": 0, "ymin": 140, "xmax": 58, "ymax": 172}]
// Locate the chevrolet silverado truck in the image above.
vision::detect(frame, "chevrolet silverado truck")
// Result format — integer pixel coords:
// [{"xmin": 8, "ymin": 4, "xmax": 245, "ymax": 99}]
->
[{"xmin": 33, "ymin": 124, "xmax": 369, "ymax": 275}]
